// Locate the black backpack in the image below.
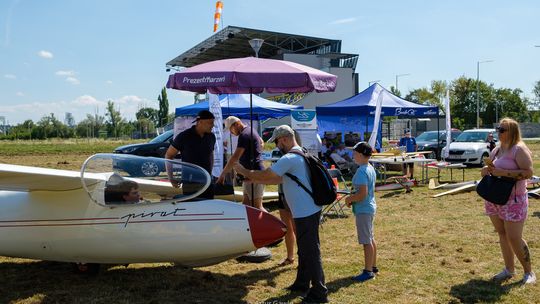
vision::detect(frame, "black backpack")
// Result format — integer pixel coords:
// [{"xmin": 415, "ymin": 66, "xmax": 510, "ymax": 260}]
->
[{"xmin": 285, "ymin": 148, "xmax": 337, "ymax": 206}]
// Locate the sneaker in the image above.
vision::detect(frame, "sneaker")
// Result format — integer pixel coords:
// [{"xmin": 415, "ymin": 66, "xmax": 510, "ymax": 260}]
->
[
  {"xmin": 372, "ymin": 266, "xmax": 379, "ymax": 274},
  {"xmin": 491, "ymin": 268, "xmax": 515, "ymax": 282},
  {"xmin": 352, "ymin": 269, "xmax": 375, "ymax": 282},
  {"xmin": 522, "ymin": 272, "xmax": 537, "ymax": 284}
]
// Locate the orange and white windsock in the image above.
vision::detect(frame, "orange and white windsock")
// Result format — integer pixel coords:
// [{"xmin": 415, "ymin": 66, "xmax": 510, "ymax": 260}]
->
[{"xmin": 213, "ymin": 1, "xmax": 223, "ymax": 32}]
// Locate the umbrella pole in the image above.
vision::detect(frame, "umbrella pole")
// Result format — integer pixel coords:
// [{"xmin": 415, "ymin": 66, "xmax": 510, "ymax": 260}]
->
[
  {"xmin": 250, "ymin": 89, "xmax": 254, "ymax": 208},
  {"xmin": 225, "ymin": 94, "xmax": 237, "ymax": 203}
]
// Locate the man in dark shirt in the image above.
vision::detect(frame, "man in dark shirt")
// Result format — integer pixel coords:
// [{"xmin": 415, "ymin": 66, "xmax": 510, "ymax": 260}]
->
[
  {"xmin": 217, "ymin": 116, "xmax": 266, "ymax": 211},
  {"xmin": 165, "ymin": 110, "xmax": 216, "ymax": 199}
]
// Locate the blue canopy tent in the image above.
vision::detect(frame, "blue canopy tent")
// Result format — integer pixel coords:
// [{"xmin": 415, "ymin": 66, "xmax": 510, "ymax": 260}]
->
[
  {"xmin": 175, "ymin": 94, "xmax": 303, "ymax": 120},
  {"xmin": 316, "ymin": 83, "xmax": 439, "ymax": 147}
]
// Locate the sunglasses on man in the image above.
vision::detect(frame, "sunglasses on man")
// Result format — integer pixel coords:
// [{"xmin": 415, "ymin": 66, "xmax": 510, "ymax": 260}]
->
[{"xmin": 496, "ymin": 126, "xmax": 507, "ymax": 133}]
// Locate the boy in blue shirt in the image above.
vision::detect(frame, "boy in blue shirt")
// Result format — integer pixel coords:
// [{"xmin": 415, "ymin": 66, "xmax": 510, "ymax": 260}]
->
[{"xmin": 345, "ymin": 142, "xmax": 378, "ymax": 282}]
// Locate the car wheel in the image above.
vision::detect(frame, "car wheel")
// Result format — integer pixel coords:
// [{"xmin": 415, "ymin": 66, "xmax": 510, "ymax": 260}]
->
[
  {"xmin": 428, "ymin": 150, "xmax": 437, "ymax": 160},
  {"xmin": 140, "ymin": 160, "xmax": 160, "ymax": 177}
]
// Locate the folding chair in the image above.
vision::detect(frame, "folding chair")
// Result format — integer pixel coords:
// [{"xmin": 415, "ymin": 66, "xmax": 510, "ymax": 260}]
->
[
  {"xmin": 325, "ymin": 154, "xmax": 352, "ymax": 177},
  {"xmin": 321, "ymin": 168, "xmax": 351, "ymax": 222}
]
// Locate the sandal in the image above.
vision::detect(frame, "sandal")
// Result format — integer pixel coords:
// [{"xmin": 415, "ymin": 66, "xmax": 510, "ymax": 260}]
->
[{"xmin": 278, "ymin": 258, "xmax": 294, "ymax": 266}]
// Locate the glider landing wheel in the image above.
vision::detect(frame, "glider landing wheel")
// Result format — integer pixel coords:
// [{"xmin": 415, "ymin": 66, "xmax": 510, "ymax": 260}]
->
[{"xmin": 73, "ymin": 263, "xmax": 100, "ymax": 275}]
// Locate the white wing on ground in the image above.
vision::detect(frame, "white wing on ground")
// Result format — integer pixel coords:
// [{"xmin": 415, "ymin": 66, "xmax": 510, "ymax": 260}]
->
[{"xmin": 432, "ymin": 182, "xmax": 478, "ymax": 198}]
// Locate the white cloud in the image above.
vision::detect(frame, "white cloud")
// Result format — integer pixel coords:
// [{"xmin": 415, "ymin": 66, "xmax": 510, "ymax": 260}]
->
[
  {"xmin": 4, "ymin": 74, "xmax": 16, "ymax": 79},
  {"xmin": 106, "ymin": 80, "xmax": 113, "ymax": 85},
  {"xmin": 115, "ymin": 95, "xmax": 144, "ymax": 105},
  {"xmin": 16, "ymin": 92, "xmax": 24, "ymax": 96},
  {"xmin": 329, "ymin": 17, "xmax": 357, "ymax": 25},
  {"xmin": 65, "ymin": 77, "xmax": 80, "ymax": 85},
  {"xmin": 0, "ymin": 102, "xmax": 66, "ymax": 119},
  {"xmin": 55, "ymin": 71, "xmax": 80, "ymax": 85},
  {"xmin": 56, "ymin": 70, "xmax": 75, "ymax": 76},
  {"xmin": 38, "ymin": 50, "xmax": 54, "ymax": 59},
  {"xmin": 71, "ymin": 95, "xmax": 105, "ymax": 107}
]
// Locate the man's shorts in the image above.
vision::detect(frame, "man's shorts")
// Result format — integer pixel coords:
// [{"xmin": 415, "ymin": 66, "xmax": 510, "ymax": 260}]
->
[
  {"xmin": 242, "ymin": 181, "xmax": 265, "ymax": 200},
  {"xmin": 355, "ymin": 213, "xmax": 375, "ymax": 244},
  {"xmin": 485, "ymin": 192, "xmax": 528, "ymax": 222}
]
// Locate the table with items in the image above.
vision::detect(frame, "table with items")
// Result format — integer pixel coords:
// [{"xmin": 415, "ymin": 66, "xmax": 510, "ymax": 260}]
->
[{"xmin": 369, "ymin": 156, "xmax": 435, "ymax": 185}]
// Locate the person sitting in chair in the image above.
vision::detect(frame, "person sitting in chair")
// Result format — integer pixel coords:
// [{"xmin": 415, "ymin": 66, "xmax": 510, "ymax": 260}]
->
[{"xmin": 336, "ymin": 143, "xmax": 353, "ymax": 162}]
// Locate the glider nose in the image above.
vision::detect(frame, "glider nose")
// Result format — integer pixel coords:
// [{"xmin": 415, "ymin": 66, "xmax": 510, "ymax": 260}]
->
[{"xmin": 245, "ymin": 206, "xmax": 287, "ymax": 248}]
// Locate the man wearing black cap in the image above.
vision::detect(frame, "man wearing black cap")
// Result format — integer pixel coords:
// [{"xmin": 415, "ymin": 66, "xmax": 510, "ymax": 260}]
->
[{"xmin": 165, "ymin": 110, "xmax": 216, "ymax": 199}]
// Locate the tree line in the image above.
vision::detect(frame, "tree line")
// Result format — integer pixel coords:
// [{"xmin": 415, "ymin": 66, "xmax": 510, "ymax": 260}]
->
[
  {"xmin": 396, "ymin": 77, "xmax": 540, "ymax": 130},
  {"xmin": 2, "ymin": 79, "xmax": 540, "ymax": 140},
  {"xmin": 1, "ymin": 87, "xmax": 172, "ymax": 140}
]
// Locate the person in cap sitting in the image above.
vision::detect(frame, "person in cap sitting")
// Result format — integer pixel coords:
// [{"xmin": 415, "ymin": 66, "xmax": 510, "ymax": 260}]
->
[{"xmin": 165, "ymin": 110, "xmax": 216, "ymax": 199}]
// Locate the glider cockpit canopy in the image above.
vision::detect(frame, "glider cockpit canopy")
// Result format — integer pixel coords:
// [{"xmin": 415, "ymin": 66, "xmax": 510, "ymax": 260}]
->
[{"xmin": 81, "ymin": 154, "xmax": 210, "ymax": 206}]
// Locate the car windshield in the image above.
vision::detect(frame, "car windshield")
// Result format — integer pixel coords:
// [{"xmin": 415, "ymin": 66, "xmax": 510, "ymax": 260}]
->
[
  {"xmin": 149, "ymin": 130, "xmax": 173, "ymax": 144},
  {"xmin": 416, "ymin": 132, "xmax": 440, "ymax": 142},
  {"xmin": 455, "ymin": 131, "xmax": 489, "ymax": 143}
]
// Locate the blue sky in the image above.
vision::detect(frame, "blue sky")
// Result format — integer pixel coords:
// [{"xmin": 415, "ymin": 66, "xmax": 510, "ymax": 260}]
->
[{"xmin": 1, "ymin": 0, "xmax": 539, "ymax": 124}]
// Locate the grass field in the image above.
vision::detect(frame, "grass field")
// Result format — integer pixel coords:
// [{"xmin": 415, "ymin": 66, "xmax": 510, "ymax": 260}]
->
[{"xmin": 1, "ymin": 139, "xmax": 539, "ymax": 303}]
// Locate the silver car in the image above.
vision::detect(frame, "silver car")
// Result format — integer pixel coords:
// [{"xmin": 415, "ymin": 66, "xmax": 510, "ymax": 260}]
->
[{"xmin": 447, "ymin": 129, "xmax": 498, "ymax": 166}]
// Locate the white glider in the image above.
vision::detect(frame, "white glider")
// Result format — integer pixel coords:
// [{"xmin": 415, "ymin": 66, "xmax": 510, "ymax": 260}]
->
[{"xmin": 0, "ymin": 154, "xmax": 286, "ymax": 268}]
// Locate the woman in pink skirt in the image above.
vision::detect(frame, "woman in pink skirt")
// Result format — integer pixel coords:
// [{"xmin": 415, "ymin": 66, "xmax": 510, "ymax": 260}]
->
[{"xmin": 481, "ymin": 118, "xmax": 535, "ymax": 284}]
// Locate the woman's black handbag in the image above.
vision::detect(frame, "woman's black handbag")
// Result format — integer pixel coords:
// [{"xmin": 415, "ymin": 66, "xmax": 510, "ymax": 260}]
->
[{"xmin": 476, "ymin": 175, "xmax": 516, "ymax": 205}]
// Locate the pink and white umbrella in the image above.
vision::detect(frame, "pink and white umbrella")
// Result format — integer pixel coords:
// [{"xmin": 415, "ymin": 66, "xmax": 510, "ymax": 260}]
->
[{"xmin": 166, "ymin": 56, "xmax": 337, "ymax": 94}]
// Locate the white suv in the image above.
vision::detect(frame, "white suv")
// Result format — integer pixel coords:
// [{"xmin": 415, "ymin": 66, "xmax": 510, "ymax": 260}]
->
[{"xmin": 447, "ymin": 129, "xmax": 498, "ymax": 166}]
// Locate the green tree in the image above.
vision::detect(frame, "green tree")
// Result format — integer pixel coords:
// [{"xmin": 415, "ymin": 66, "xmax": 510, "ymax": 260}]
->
[
  {"xmin": 117, "ymin": 120, "xmax": 135, "ymax": 138},
  {"xmin": 34, "ymin": 113, "xmax": 71, "ymax": 139},
  {"xmin": 404, "ymin": 80, "xmax": 448, "ymax": 112},
  {"xmin": 389, "ymin": 85, "xmax": 401, "ymax": 97},
  {"xmin": 9, "ymin": 119, "xmax": 35, "ymax": 139},
  {"xmin": 76, "ymin": 113, "xmax": 105, "ymax": 138},
  {"xmin": 105, "ymin": 100, "xmax": 124, "ymax": 138},
  {"xmin": 528, "ymin": 83, "xmax": 540, "ymax": 122},
  {"xmin": 157, "ymin": 87, "xmax": 169, "ymax": 127},
  {"xmin": 492, "ymin": 88, "xmax": 528, "ymax": 123},
  {"xmin": 405, "ymin": 88, "xmax": 436, "ymax": 104},
  {"xmin": 531, "ymin": 80, "xmax": 540, "ymax": 114},
  {"xmin": 450, "ymin": 77, "xmax": 495, "ymax": 128},
  {"xmin": 136, "ymin": 107, "xmax": 159, "ymax": 126},
  {"xmin": 430, "ymin": 80, "xmax": 449, "ymax": 110}
]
